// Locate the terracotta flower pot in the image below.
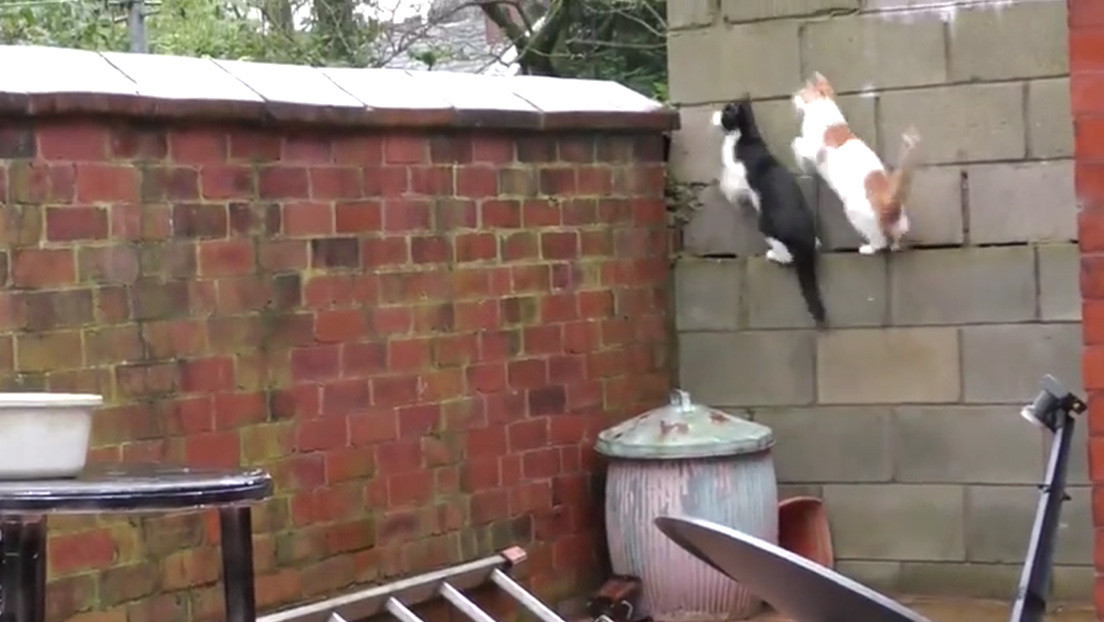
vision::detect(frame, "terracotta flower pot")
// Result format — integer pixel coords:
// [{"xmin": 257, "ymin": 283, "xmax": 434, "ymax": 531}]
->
[{"xmin": 777, "ymin": 496, "xmax": 834, "ymax": 569}]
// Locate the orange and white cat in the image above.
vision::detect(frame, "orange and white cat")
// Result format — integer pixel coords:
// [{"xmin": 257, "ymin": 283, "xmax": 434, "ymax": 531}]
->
[{"xmin": 791, "ymin": 72, "xmax": 920, "ymax": 255}]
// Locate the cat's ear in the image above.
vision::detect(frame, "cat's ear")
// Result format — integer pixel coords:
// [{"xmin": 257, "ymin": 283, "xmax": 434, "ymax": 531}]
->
[{"xmin": 813, "ymin": 71, "xmax": 828, "ymax": 84}]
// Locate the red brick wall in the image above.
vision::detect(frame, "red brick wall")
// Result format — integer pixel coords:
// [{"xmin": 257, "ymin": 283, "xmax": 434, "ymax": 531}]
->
[
  {"xmin": 0, "ymin": 118, "xmax": 670, "ymax": 621},
  {"xmin": 1072, "ymin": 0, "xmax": 1104, "ymax": 617}
]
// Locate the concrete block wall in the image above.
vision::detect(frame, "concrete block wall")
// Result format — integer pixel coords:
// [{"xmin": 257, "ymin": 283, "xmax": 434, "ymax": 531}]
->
[{"xmin": 668, "ymin": 0, "xmax": 1086, "ymax": 600}]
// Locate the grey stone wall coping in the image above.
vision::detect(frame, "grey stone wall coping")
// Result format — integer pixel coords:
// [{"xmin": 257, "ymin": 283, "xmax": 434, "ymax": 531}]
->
[{"xmin": 0, "ymin": 45, "xmax": 678, "ymax": 132}]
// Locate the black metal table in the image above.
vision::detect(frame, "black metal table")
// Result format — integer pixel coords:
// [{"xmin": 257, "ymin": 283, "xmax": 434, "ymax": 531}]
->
[{"xmin": 0, "ymin": 465, "xmax": 273, "ymax": 622}]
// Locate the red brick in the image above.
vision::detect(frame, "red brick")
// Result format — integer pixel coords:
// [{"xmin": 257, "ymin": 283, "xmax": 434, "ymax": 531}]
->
[
  {"xmin": 481, "ymin": 199, "xmax": 522, "ymax": 228},
  {"xmin": 471, "ymin": 489, "xmax": 510, "ymax": 523},
  {"xmin": 540, "ymin": 168, "xmax": 577, "ymax": 195},
  {"xmin": 409, "ymin": 166, "xmax": 455, "ymax": 195},
  {"xmin": 45, "ymin": 206, "xmax": 108, "ymax": 241},
  {"xmin": 1073, "ymin": 0, "xmax": 1104, "ymax": 28},
  {"xmin": 455, "ymin": 232, "xmax": 498, "ymax": 262},
  {"xmin": 382, "ymin": 198, "xmax": 432, "ymax": 231},
  {"xmin": 37, "ymin": 122, "xmax": 109, "ymax": 161},
  {"xmin": 185, "ymin": 430, "xmax": 241, "ymax": 468},
  {"xmin": 1084, "ymin": 253, "xmax": 1104, "ymax": 299},
  {"xmin": 411, "ymin": 235, "xmax": 450, "ymax": 264},
  {"xmin": 291, "ymin": 345, "xmax": 341, "ymax": 381},
  {"xmin": 169, "ymin": 130, "xmax": 227, "ymax": 164},
  {"xmin": 75, "ymin": 164, "xmax": 140, "ymax": 202},
  {"xmin": 180, "ymin": 356, "xmax": 234, "ymax": 392},
  {"xmin": 199, "ymin": 165, "xmax": 253, "ymax": 199},
  {"xmin": 50, "ymin": 528, "xmax": 116, "ymax": 576},
  {"xmin": 1072, "ymin": 27, "xmax": 1104, "ymax": 74},
  {"xmin": 11, "ymin": 248, "xmax": 75, "ymax": 287},
  {"xmin": 371, "ymin": 375, "xmax": 419, "ymax": 407},
  {"xmin": 349, "ymin": 409, "xmax": 398, "ymax": 446},
  {"xmin": 376, "ymin": 438, "xmax": 423, "ymax": 474},
  {"xmin": 315, "ymin": 309, "xmax": 367, "ymax": 343},
  {"xmin": 260, "ymin": 240, "xmax": 309, "ymax": 271},
  {"xmin": 259, "ymin": 166, "xmax": 310, "ymax": 199},
  {"xmin": 310, "ymin": 166, "xmax": 363, "ymax": 199},
  {"xmin": 197, "ymin": 239, "xmax": 254, "ymax": 277},
  {"xmin": 213, "ymin": 392, "xmax": 266, "ymax": 429},
  {"xmin": 363, "ymin": 236, "xmax": 410, "ymax": 268},
  {"xmin": 457, "ymin": 166, "xmax": 499, "ymax": 197},
  {"xmin": 522, "ymin": 199, "xmax": 562, "ymax": 227},
  {"xmin": 508, "ymin": 358, "xmax": 549, "ymax": 389},
  {"xmin": 541, "ymin": 231, "xmax": 579, "ymax": 259},
  {"xmin": 335, "ymin": 200, "xmax": 382, "ymax": 233},
  {"xmin": 384, "ymin": 134, "xmax": 429, "ymax": 164},
  {"xmin": 8, "ymin": 161, "xmax": 76, "ymax": 204},
  {"xmin": 297, "ymin": 417, "xmax": 349, "ymax": 451},
  {"xmin": 334, "ymin": 136, "xmax": 383, "ymax": 165},
  {"xmin": 470, "ymin": 135, "xmax": 515, "ymax": 163}
]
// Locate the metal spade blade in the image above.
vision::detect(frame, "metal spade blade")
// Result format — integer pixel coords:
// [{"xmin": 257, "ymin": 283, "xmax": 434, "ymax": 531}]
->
[{"xmin": 653, "ymin": 515, "xmax": 931, "ymax": 622}]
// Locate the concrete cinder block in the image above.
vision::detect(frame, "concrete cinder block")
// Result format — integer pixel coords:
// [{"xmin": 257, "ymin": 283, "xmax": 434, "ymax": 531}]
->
[
  {"xmin": 674, "ymin": 259, "xmax": 741, "ymax": 331},
  {"xmin": 801, "ymin": 13, "xmax": 947, "ymax": 93},
  {"xmin": 889, "ymin": 246, "xmax": 1036, "ymax": 325},
  {"xmin": 719, "ymin": 20, "xmax": 802, "ymax": 99},
  {"xmin": 816, "ymin": 179, "xmax": 863, "ymax": 251},
  {"xmin": 1055, "ymin": 486, "xmax": 1092, "ymax": 566},
  {"xmin": 681, "ymin": 184, "xmax": 768, "ymax": 258},
  {"xmin": 667, "ymin": 0, "xmax": 714, "ymax": 29},
  {"xmin": 835, "ymin": 561, "xmax": 901, "ymax": 594},
  {"xmin": 966, "ymin": 484, "xmax": 1091, "ymax": 566},
  {"xmin": 668, "ymin": 27, "xmax": 723, "ymax": 105},
  {"xmin": 879, "ymin": 84, "xmax": 1025, "ymax": 164},
  {"xmin": 746, "ymin": 252, "xmax": 888, "ymax": 329},
  {"xmin": 669, "ymin": 105, "xmax": 721, "ymax": 185},
  {"xmin": 1051, "ymin": 566, "xmax": 1095, "ymax": 601},
  {"xmin": 722, "ymin": 0, "xmax": 861, "ymax": 22},
  {"xmin": 948, "ymin": 1, "xmax": 1069, "ymax": 82},
  {"xmin": 740, "ymin": 95, "xmax": 873, "ymax": 174},
  {"xmin": 753, "ymin": 407, "xmax": 893, "ymax": 483},
  {"xmin": 960, "ymin": 323, "xmax": 1083, "ymax": 404},
  {"xmin": 678, "ymin": 330, "xmax": 815, "ymax": 406},
  {"xmin": 1028, "ymin": 78, "xmax": 1074, "ymax": 159},
  {"xmin": 966, "ymin": 160, "xmax": 1076, "ymax": 245},
  {"xmin": 894, "ymin": 407, "xmax": 1044, "ymax": 485},
  {"xmin": 823, "ymin": 484, "xmax": 965, "ymax": 561},
  {"xmin": 903, "ymin": 166, "xmax": 964, "ymax": 247},
  {"xmin": 817, "ymin": 328, "xmax": 960, "ymax": 404},
  {"xmin": 1039, "ymin": 243, "xmax": 1082, "ymax": 321},
  {"xmin": 1067, "ymin": 412, "xmax": 1090, "ymax": 486},
  {"xmin": 897, "ymin": 562, "xmax": 1022, "ymax": 599},
  {"xmin": 965, "ymin": 486, "xmax": 1035, "ymax": 563}
]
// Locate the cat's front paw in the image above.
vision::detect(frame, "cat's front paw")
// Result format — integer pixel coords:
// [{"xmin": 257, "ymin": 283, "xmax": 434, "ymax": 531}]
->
[
  {"xmin": 858, "ymin": 244, "xmax": 878, "ymax": 256},
  {"xmin": 765, "ymin": 249, "xmax": 793, "ymax": 265}
]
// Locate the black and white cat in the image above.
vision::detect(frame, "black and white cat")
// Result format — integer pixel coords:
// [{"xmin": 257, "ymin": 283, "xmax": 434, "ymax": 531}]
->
[{"xmin": 712, "ymin": 97, "xmax": 827, "ymax": 326}]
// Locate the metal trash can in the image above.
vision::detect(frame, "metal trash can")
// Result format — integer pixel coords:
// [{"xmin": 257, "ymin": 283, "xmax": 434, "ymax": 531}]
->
[{"xmin": 596, "ymin": 389, "xmax": 777, "ymax": 622}]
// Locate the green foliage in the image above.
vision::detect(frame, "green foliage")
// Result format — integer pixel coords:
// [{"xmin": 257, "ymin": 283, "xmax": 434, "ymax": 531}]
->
[
  {"xmin": 0, "ymin": 0, "xmax": 670, "ymax": 100},
  {"xmin": 554, "ymin": 0, "xmax": 668, "ymax": 100},
  {"xmin": 0, "ymin": 0, "xmax": 380, "ymax": 66}
]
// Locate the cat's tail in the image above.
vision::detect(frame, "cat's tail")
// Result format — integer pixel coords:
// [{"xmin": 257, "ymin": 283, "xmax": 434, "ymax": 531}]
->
[
  {"xmin": 792, "ymin": 244, "xmax": 826, "ymax": 326},
  {"xmin": 887, "ymin": 127, "xmax": 921, "ymax": 207}
]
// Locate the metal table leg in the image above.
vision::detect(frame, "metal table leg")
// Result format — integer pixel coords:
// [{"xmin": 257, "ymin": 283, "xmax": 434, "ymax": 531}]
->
[
  {"xmin": 0, "ymin": 516, "xmax": 45, "ymax": 622},
  {"xmin": 219, "ymin": 506, "xmax": 256, "ymax": 622}
]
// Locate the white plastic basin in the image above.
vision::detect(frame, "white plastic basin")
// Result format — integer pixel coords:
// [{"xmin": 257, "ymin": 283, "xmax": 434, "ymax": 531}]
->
[{"xmin": 0, "ymin": 393, "xmax": 103, "ymax": 479}]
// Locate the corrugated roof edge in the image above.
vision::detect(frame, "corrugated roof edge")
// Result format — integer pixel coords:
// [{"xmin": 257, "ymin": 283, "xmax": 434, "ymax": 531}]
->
[{"xmin": 0, "ymin": 45, "xmax": 678, "ymax": 132}]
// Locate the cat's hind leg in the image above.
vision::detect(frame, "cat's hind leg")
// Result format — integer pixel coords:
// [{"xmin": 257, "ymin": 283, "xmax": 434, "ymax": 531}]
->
[
  {"xmin": 765, "ymin": 237, "xmax": 794, "ymax": 265},
  {"xmin": 845, "ymin": 201, "xmax": 888, "ymax": 256},
  {"xmin": 791, "ymin": 136, "xmax": 818, "ymax": 174}
]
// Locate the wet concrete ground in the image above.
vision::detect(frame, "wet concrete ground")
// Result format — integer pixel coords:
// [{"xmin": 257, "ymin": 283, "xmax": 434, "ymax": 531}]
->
[{"xmin": 751, "ymin": 596, "xmax": 1095, "ymax": 621}]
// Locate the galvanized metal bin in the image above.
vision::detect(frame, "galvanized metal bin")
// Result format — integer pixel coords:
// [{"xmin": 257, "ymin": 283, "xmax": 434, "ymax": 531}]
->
[{"xmin": 596, "ymin": 389, "xmax": 777, "ymax": 622}]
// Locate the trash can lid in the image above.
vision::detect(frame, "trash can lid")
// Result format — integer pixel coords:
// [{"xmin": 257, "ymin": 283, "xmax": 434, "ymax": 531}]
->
[{"xmin": 595, "ymin": 389, "xmax": 774, "ymax": 460}]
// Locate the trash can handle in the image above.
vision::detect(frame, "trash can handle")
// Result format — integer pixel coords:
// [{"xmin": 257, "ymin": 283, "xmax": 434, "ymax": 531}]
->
[{"xmin": 669, "ymin": 389, "xmax": 692, "ymax": 411}]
